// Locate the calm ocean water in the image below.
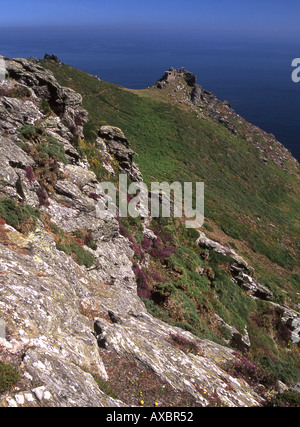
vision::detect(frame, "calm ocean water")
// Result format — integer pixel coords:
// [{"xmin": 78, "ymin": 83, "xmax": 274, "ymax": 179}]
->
[{"xmin": 0, "ymin": 27, "xmax": 299, "ymax": 161}]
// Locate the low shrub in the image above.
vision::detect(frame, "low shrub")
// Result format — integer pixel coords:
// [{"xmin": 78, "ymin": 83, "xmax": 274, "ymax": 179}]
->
[
  {"xmin": 18, "ymin": 124, "xmax": 44, "ymax": 141},
  {"xmin": 39, "ymin": 99, "xmax": 52, "ymax": 116},
  {"xmin": 56, "ymin": 239, "xmax": 95, "ymax": 268},
  {"xmin": 0, "ymin": 84, "xmax": 31, "ymax": 99},
  {"xmin": 0, "ymin": 362, "xmax": 19, "ymax": 393},
  {"xmin": 18, "ymin": 125, "xmax": 67, "ymax": 165},
  {"xmin": 224, "ymin": 353, "xmax": 277, "ymax": 389},
  {"xmin": 264, "ymin": 391, "xmax": 300, "ymax": 407},
  {"xmin": 259, "ymin": 355, "xmax": 300, "ymax": 385},
  {"xmin": 132, "ymin": 262, "xmax": 152, "ymax": 299},
  {"xmin": 167, "ymin": 332, "xmax": 204, "ymax": 356},
  {"xmin": 37, "ymin": 137, "xmax": 68, "ymax": 165},
  {"xmin": 48, "ymin": 222, "xmax": 95, "ymax": 269},
  {"xmin": 0, "ymin": 198, "xmax": 40, "ymax": 233}
]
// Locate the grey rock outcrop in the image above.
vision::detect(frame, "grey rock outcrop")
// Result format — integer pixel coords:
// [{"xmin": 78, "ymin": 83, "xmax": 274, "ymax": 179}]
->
[
  {"xmin": 215, "ymin": 315, "xmax": 251, "ymax": 352},
  {"xmin": 154, "ymin": 67, "xmax": 297, "ymax": 171},
  {"xmin": 269, "ymin": 303, "xmax": 300, "ymax": 345},
  {"xmin": 230, "ymin": 264, "xmax": 274, "ymax": 301},
  {"xmin": 5, "ymin": 57, "xmax": 87, "ymax": 134},
  {"xmin": 196, "ymin": 231, "xmax": 299, "ymax": 343},
  {"xmin": 44, "ymin": 53, "xmax": 61, "ymax": 63},
  {"xmin": 197, "ymin": 232, "xmax": 249, "ymax": 268},
  {"xmin": 197, "ymin": 232, "xmax": 274, "ymax": 301},
  {"xmin": 98, "ymin": 126, "xmax": 143, "ymax": 182}
]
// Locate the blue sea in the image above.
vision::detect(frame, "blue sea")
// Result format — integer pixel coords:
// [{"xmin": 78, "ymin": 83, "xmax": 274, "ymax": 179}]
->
[{"xmin": 0, "ymin": 27, "xmax": 299, "ymax": 161}]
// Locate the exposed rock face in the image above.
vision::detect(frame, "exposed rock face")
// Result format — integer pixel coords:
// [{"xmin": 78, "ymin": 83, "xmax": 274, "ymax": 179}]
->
[
  {"xmin": 0, "ymin": 227, "xmax": 123, "ymax": 407},
  {"xmin": 5, "ymin": 57, "xmax": 87, "ymax": 131},
  {"xmin": 230, "ymin": 264, "xmax": 274, "ymax": 302},
  {"xmin": 98, "ymin": 125, "xmax": 143, "ymax": 182},
  {"xmin": 0, "ymin": 57, "xmax": 298, "ymax": 408},
  {"xmin": 269, "ymin": 303, "xmax": 300, "ymax": 345},
  {"xmin": 197, "ymin": 232, "xmax": 249, "ymax": 269},
  {"xmin": 0, "ymin": 222, "xmax": 263, "ymax": 407},
  {"xmin": 215, "ymin": 315, "xmax": 251, "ymax": 352},
  {"xmin": 197, "ymin": 231, "xmax": 300, "ymax": 342},
  {"xmin": 155, "ymin": 67, "xmax": 298, "ymax": 172},
  {"xmin": 44, "ymin": 53, "xmax": 61, "ymax": 63}
]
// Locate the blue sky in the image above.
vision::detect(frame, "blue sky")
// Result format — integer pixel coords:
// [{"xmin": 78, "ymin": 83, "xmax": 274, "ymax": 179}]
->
[{"xmin": 1, "ymin": 0, "xmax": 299, "ymax": 38}]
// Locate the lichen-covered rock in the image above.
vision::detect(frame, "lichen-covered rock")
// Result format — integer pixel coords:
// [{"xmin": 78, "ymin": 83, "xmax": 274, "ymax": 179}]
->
[
  {"xmin": 96, "ymin": 311, "xmax": 262, "ymax": 407},
  {"xmin": 0, "ymin": 134, "xmax": 34, "ymax": 199},
  {"xmin": 98, "ymin": 126, "xmax": 143, "ymax": 182},
  {"xmin": 197, "ymin": 232, "xmax": 249, "ymax": 268},
  {"xmin": 4, "ymin": 57, "xmax": 88, "ymax": 136},
  {"xmin": 0, "ymin": 222, "xmax": 263, "ymax": 407}
]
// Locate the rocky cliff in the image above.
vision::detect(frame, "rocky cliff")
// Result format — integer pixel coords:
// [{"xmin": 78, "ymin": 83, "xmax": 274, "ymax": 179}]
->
[
  {"xmin": 156, "ymin": 67, "xmax": 298, "ymax": 173},
  {"xmin": 0, "ymin": 56, "xmax": 299, "ymax": 407}
]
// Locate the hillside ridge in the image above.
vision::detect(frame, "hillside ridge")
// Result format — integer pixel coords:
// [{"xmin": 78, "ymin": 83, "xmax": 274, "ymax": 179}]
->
[{"xmin": 0, "ymin": 55, "xmax": 299, "ymax": 407}]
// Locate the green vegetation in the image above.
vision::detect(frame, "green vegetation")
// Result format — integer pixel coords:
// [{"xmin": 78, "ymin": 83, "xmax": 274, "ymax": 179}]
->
[
  {"xmin": 17, "ymin": 125, "xmax": 67, "ymax": 199},
  {"xmin": 56, "ymin": 239, "xmax": 94, "ymax": 268},
  {"xmin": 265, "ymin": 390, "xmax": 300, "ymax": 408},
  {"xmin": 0, "ymin": 198, "xmax": 40, "ymax": 233},
  {"xmin": 18, "ymin": 125, "xmax": 67, "ymax": 165},
  {"xmin": 40, "ymin": 62, "xmax": 299, "ymax": 295},
  {"xmin": 91, "ymin": 373, "xmax": 120, "ymax": 400},
  {"xmin": 0, "ymin": 84, "xmax": 31, "ymax": 99},
  {"xmin": 0, "ymin": 363, "xmax": 19, "ymax": 393},
  {"xmin": 18, "ymin": 124, "xmax": 44, "ymax": 140},
  {"xmin": 119, "ymin": 214, "xmax": 300, "ymax": 383},
  {"xmin": 48, "ymin": 222, "xmax": 95, "ymax": 269},
  {"xmin": 39, "ymin": 99, "xmax": 52, "ymax": 116},
  {"xmin": 260, "ymin": 355, "xmax": 300, "ymax": 386}
]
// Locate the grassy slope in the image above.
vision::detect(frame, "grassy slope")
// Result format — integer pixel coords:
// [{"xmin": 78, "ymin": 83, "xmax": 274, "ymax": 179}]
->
[
  {"xmin": 40, "ymin": 61, "xmax": 300, "ymax": 384},
  {"xmin": 41, "ymin": 61, "xmax": 299, "ymax": 294}
]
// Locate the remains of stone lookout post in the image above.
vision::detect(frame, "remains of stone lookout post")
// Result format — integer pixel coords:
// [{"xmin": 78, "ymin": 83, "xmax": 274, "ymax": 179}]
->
[{"xmin": 164, "ymin": 67, "xmax": 185, "ymax": 82}]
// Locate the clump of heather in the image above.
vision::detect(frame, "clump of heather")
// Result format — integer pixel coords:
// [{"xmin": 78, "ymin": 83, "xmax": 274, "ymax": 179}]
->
[
  {"xmin": 225, "ymin": 353, "xmax": 277, "ymax": 389},
  {"xmin": 167, "ymin": 332, "xmax": 204, "ymax": 356},
  {"xmin": 132, "ymin": 262, "xmax": 152, "ymax": 299},
  {"xmin": 128, "ymin": 235, "xmax": 145, "ymax": 261},
  {"xmin": 25, "ymin": 166, "xmax": 35, "ymax": 183},
  {"xmin": 148, "ymin": 266, "xmax": 167, "ymax": 284},
  {"xmin": 141, "ymin": 235, "xmax": 152, "ymax": 252},
  {"xmin": 145, "ymin": 227, "xmax": 176, "ymax": 260},
  {"xmin": 117, "ymin": 217, "xmax": 177, "ymax": 300},
  {"xmin": 36, "ymin": 187, "xmax": 49, "ymax": 207}
]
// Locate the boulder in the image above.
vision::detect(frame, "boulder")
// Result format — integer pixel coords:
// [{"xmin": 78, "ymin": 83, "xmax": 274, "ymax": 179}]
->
[
  {"xmin": 98, "ymin": 126, "xmax": 142, "ymax": 182},
  {"xmin": 197, "ymin": 232, "xmax": 249, "ymax": 268},
  {"xmin": 230, "ymin": 264, "xmax": 274, "ymax": 301},
  {"xmin": 44, "ymin": 53, "xmax": 61, "ymax": 63}
]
